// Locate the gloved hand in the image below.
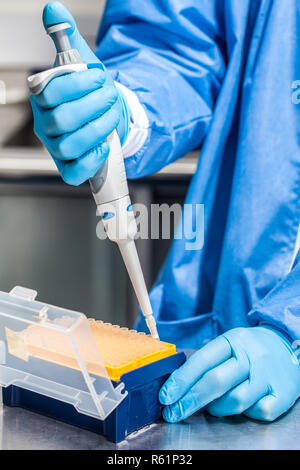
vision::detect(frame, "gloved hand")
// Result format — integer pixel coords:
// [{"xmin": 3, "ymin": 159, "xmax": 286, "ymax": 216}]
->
[
  {"xmin": 30, "ymin": 1, "xmax": 130, "ymax": 186},
  {"xmin": 159, "ymin": 327, "xmax": 300, "ymax": 422}
]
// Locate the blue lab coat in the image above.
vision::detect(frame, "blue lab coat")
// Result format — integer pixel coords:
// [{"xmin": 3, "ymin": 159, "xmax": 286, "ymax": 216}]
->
[{"xmin": 95, "ymin": 0, "xmax": 300, "ymax": 348}]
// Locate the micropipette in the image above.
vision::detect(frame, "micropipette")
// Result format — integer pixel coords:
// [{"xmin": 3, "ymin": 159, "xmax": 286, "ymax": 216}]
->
[{"xmin": 27, "ymin": 22, "xmax": 159, "ymax": 339}]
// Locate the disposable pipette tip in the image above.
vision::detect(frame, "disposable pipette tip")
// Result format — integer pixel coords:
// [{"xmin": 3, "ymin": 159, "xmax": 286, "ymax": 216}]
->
[
  {"xmin": 146, "ymin": 315, "xmax": 160, "ymax": 340},
  {"xmin": 118, "ymin": 240, "xmax": 160, "ymax": 339}
]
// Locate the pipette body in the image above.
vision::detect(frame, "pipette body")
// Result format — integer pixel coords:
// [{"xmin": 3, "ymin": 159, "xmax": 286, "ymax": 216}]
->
[{"xmin": 28, "ymin": 22, "xmax": 159, "ymax": 340}]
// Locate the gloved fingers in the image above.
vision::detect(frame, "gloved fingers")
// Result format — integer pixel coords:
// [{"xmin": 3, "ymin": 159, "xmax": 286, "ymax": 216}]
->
[
  {"xmin": 41, "ymin": 85, "xmax": 118, "ymax": 137},
  {"xmin": 32, "ymin": 68, "xmax": 106, "ymax": 109},
  {"xmin": 159, "ymin": 336, "xmax": 232, "ymax": 405},
  {"xmin": 244, "ymin": 392, "xmax": 298, "ymax": 422},
  {"xmin": 55, "ymin": 142, "xmax": 110, "ymax": 186},
  {"xmin": 162, "ymin": 356, "xmax": 249, "ymax": 423},
  {"xmin": 45, "ymin": 104, "xmax": 120, "ymax": 160},
  {"xmin": 43, "ymin": 2, "xmax": 97, "ymax": 63},
  {"xmin": 206, "ymin": 378, "xmax": 268, "ymax": 417}
]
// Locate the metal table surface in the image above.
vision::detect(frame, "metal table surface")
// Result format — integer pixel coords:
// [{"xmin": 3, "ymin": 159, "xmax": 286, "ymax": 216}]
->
[{"xmin": 0, "ymin": 398, "xmax": 299, "ymax": 450}]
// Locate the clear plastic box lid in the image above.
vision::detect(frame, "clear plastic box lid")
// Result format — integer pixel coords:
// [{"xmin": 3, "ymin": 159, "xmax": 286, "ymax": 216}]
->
[{"xmin": 0, "ymin": 286, "xmax": 127, "ymax": 420}]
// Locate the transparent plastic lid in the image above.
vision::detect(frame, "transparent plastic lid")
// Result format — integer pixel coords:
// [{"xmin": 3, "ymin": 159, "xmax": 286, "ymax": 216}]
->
[{"xmin": 0, "ymin": 286, "xmax": 127, "ymax": 420}]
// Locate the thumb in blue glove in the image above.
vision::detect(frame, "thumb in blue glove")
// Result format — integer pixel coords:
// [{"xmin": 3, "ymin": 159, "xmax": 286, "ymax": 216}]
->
[
  {"xmin": 30, "ymin": 1, "xmax": 130, "ymax": 186},
  {"xmin": 159, "ymin": 327, "xmax": 300, "ymax": 422}
]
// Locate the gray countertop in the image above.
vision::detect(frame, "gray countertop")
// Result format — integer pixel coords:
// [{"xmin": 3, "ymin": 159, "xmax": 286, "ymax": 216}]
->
[{"xmin": 0, "ymin": 399, "xmax": 299, "ymax": 450}]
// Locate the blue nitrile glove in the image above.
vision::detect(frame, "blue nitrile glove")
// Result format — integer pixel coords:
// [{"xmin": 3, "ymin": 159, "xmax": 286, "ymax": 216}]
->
[
  {"xmin": 159, "ymin": 327, "xmax": 300, "ymax": 422},
  {"xmin": 30, "ymin": 1, "xmax": 130, "ymax": 186}
]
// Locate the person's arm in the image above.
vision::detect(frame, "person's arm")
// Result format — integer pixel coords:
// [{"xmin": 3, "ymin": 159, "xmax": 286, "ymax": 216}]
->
[
  {"xmin": 248, "ymin": 253, "xmax": 300, "ymax": 345},
  {"xmin": 96, "ymin": 0, "xmax": 226, "ymax": 178},
  {"xmin": 159, "ymin": 256, "xmax": 300, "ymax": 423}
]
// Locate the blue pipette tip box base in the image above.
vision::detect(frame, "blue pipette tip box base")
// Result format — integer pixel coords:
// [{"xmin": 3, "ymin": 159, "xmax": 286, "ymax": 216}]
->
[{"xmin": 2, "ymin": 351, "xmax": 186, "ymax": 443}]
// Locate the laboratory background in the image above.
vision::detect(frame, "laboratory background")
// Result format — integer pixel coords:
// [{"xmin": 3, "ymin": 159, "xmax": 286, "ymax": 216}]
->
[{"xmin": 0, "ymin": 0, "xmax": 194, "ymax": 328}]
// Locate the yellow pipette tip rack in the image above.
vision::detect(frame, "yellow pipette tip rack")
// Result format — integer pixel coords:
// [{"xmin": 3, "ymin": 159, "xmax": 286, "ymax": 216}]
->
[
  {"xmin": 88, "ymin": 320, "xmax": 176, "ymax": 381},
  {"xmin": 21, "ymin": 319, "xmax": 176, "ymax": 381},
  {"xmin": 0, "ymin": 286, "xmax": 184, "ymax": 442}
]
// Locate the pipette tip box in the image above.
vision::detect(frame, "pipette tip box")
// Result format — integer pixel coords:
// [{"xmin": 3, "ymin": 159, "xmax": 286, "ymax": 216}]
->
[
  {"xmin": 0, "ymin": 287, "xmax": 186, "ymax": 442},
  {"xmin": 3, "ymin": 350, "xmax": 185, "ymax": 442}
]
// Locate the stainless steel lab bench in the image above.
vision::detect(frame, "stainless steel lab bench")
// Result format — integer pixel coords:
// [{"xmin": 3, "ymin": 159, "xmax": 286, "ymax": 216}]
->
[{"xmin": 0, "ymin": 396, "xmax": 299, "ymax": 450}]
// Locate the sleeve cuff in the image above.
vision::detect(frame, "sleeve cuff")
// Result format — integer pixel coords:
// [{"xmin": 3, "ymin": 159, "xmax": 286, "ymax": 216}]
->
[
  {"xmin": 289, "ymin": 222, "xmax": 300, "ymax": 271},
  {"xmin": 114, "ymin": 81, "xmax": 149, "ymax": 158}
]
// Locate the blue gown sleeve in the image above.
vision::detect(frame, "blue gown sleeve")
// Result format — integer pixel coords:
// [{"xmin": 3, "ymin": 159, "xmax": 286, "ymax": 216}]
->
[
  {"xmin": 248, "ymin": 253, "xmax": 300, "ymax": 343},
  {"xmin": 95, "ymin": 0, "xmax": 226, "ymax": 178}
]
